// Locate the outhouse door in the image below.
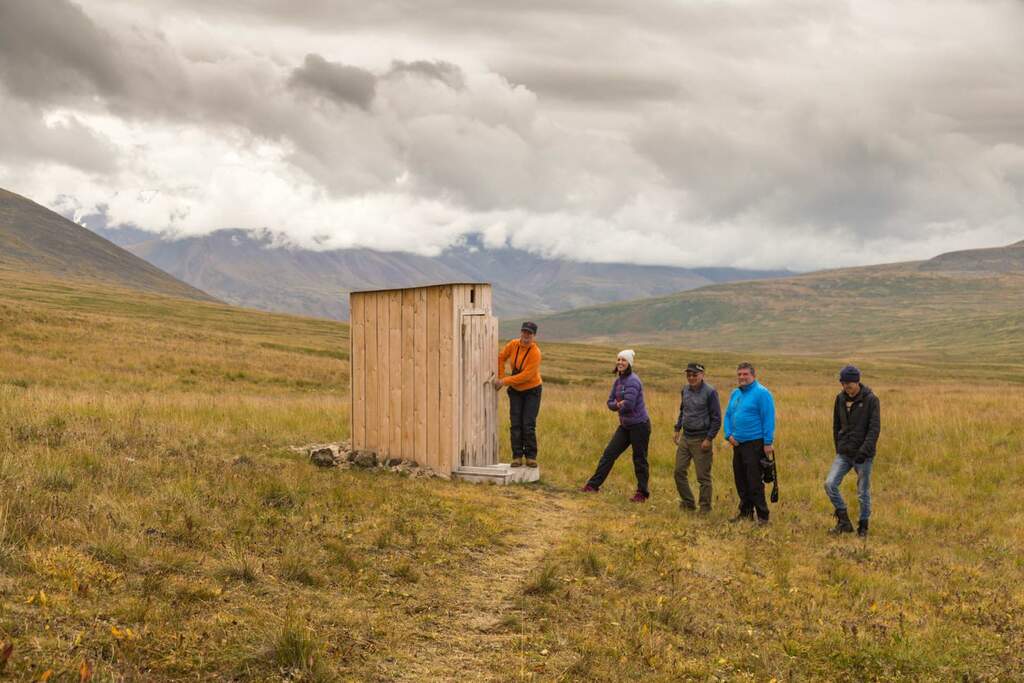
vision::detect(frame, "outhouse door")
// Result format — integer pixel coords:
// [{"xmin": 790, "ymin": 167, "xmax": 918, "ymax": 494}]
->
[{"xmin": 460, "ymin": 311, "xmax": 499, "ymax": 467}]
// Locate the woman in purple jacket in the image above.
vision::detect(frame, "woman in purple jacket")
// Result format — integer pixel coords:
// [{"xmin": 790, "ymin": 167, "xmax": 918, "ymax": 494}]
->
[{"xmin": 582, "ymin": 349, "xmax": 652, "ymax": 502}]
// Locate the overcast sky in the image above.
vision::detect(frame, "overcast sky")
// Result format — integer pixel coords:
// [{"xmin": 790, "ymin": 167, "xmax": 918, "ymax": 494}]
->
[{"xmin": 1, "ymin": 0, "xmax": 1023, "ymax": 270}]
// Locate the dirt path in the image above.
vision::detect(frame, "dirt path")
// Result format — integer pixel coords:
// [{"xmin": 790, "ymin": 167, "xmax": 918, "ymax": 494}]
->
[{"xmin": 383, "ymin": 488, "xmax": 580, "ymax": 682}]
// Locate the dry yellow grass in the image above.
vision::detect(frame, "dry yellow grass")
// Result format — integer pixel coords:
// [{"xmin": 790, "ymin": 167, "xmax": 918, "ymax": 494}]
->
[{"xmin": 1, "ymin": 270, "xmax": 1023, "ymax": 681}]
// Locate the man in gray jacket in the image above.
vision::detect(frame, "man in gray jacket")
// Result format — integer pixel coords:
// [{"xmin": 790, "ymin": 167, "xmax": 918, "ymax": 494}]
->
[{"xmin": 673, "ymin": 362, "xmax": 722, "ymax": 513}]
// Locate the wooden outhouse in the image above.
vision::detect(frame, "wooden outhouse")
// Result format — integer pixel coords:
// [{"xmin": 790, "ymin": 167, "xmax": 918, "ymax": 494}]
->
[{"xmin": 349, "ymin": 283, "xmax": 498, "ymax": 476}]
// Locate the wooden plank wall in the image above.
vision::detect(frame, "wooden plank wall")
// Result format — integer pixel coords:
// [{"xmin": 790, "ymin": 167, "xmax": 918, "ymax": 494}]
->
[{"xmin": 350, "ymin": 284, "xmax": 495, "ymax": 474}]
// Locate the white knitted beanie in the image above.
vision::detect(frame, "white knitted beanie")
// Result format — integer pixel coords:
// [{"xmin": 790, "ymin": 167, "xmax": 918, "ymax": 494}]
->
[{"xmin": 617, "ymin": 349, "xmax": 635, "ymax": 367}]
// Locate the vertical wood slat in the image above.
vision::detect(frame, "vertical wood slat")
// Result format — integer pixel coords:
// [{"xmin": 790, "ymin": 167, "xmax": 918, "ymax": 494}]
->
[
  {"xmin": 350, "ymin": 294, "xmax": 366, "ymax": 450},
  {"xmin": 414, "ymin": 288, "xmax": 428, "ymax": 461},
  {"xmin": 401, "ymin": 289, "xmax": 415, "ymax": 460},
  {"xmin": 486, "ymin": 315, "xmax": 499, "ymax": 465},
  {"xmin": 457, "ymin": 286, "xmax": 473, "ymax": 466},
  {"xmin": 473, "ymin": 317, "xmax": 483, "ymax": 465},
  {"xmin": 363, "ymin": 293, "xmax": 379, "ymax": 451},
  {"xmin": 438, "ymin": 286, "xmax": 454, "ymax": 475},
  {"xmin": 425, "ymin": 287, "xmax": 440, "ymax": 471},
  {"xmin": 377, "ymin": 293, "xmax": 390, "ymax": 459},
  {"xmin": 460, "ymin": 315, "xmax": 469, "ymax": 467},
  {"xmin": 388, "ymin": 291, "xmax": 402, "ymax": 458}
]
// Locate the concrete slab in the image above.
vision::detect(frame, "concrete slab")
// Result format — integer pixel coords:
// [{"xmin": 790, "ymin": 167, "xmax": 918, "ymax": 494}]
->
[{"xmin": 453, "ymin": 463, "xmax": 540, "ymax": 485}]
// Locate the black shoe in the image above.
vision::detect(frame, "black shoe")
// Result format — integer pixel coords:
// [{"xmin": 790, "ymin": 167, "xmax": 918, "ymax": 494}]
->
[
  {"xmin": 829, "ymin": 509, "xmax": 854, "ymax": 535},
  {"xmin": 679, "ymin": 502, "xmax": 697, "ymax": 512},
  {"xmin": 857, "ymin": 519, "xmax": 869, "ymax": 538},
  {"xmin": 729, "ymin": 511, "xmax": 753, "ymax": 523}
]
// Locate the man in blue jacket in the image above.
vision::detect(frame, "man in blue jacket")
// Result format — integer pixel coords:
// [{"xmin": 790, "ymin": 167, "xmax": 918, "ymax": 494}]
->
[{"xmin": 723, "ymin": 362, "xmax": 776, "ymax": 524}]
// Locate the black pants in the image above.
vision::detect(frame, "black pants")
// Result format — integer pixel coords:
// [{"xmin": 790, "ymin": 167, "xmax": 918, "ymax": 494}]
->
[
  {"xmin": 587, "ymin": 421, "xmax": 651, "ymax": 495},
  {"xmin": 508, "ymin": 385, "xmax": 542, "ymax": 459},
  {"xmin": 732, "ymin": 439, "xmax": 769, "ymax": 520}
]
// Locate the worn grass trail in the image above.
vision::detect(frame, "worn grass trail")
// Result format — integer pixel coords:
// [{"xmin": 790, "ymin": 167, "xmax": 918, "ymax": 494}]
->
[{"xmin": 385, "ymin": 488, "xmax": 581, "ymax": 681}]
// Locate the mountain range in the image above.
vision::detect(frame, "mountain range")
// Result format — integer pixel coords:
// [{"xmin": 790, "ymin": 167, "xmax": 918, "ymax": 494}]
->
[
  {"xmin": 89, "ymin": 224, "xmax": 791, "ymax": 320},
  {"xmin": 4, "ymin": 185, "xmax": 1022, "ymax": 362}
]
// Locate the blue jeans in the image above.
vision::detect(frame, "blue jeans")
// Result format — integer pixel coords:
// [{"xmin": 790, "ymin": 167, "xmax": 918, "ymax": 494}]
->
[{"xmin": 824, "ymin": 454, "xmax": 873, "ymax": 521}]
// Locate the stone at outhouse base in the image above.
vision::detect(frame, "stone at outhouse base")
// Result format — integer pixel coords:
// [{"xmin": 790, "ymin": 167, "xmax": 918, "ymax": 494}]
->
[{"xmin": 453, "ymin": 463, "xmax": 540, "ymax": 485}]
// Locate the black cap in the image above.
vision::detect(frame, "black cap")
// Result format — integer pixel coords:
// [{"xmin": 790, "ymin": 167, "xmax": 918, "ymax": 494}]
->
[
  {"xmin": 839, "ymin": 364, "xmax": 860, "ymax": 383},
  {"xmin": 521, "ymin": 321, "xmax": 538, "ymax": 334},
  {"xmin": 685, "ymin": 362, "xmax": 705, "ymax": 373}
]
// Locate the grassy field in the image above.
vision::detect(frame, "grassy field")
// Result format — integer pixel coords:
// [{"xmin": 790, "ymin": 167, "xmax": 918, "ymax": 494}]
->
[{"xmin": 2, "ymin": 270, "xmax": 1023, "ymax": 681}]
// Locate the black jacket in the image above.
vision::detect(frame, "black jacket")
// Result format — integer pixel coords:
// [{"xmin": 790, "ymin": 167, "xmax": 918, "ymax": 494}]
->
[{"xmin": 833, "ymin": 384, "xmax": 880, "ymax": 460}]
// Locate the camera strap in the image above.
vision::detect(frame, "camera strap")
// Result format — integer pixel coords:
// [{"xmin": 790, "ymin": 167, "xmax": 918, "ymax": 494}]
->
[{"xmin": 511, "ymin": 344, "xmax": 532, "ymax": 375}]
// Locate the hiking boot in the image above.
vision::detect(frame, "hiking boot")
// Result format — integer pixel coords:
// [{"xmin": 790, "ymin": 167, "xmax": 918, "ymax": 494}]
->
[
  {"xmin": 729, "ymin": 511, "xmax": 754, "ymax": 523},
  {"xmin": 756, "ymin": 517, "xmax": 770, "ymax": 526},
  {"xmin": 629, "ymin": 490, "xmax": 650, "ymax": 503},
  {"xmin": 510, "ymin": 457, "xmax": 524, "ymax": 468},
  {"xmin": 829, "ymin": 509, "xmax": 854, "ymax": 535},
  {"xmin": 679, "ymin": 502, "xmax": 697, "ymax": 512},
  {"xmin": 857, "ymin": 519, "xmax": 869, "ymax": 538},
  {"xmin": 698, "ymin": 507, "xmax": 712, "ymax": 516},
  {"xmin": 525, "ymin": 458, "xmax": 538, "ymax": 468},
  {"xmin": 580, "ymin": 484, "xmax": 599, "ymax": 493}
]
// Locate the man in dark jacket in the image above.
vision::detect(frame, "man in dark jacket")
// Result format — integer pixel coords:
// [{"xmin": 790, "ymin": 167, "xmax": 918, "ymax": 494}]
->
[
  {"xmin": 824, "ymin": 364, "xmax": 881, "ymax": 537},
  {"xmin": 673, "ymin": 362, "xmax": 722, "ymax": 513}
]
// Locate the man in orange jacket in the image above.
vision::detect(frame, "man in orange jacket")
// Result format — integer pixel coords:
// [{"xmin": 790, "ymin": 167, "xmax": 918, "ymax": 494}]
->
[{"xmin": 494, "ymin": 321, "xmax": 543, "ymax": 467}]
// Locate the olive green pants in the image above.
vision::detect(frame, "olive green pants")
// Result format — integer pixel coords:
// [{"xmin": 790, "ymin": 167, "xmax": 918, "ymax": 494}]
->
[{"xmin": 675, "ymin": 436, "xmax": 713, "ymax": 510}]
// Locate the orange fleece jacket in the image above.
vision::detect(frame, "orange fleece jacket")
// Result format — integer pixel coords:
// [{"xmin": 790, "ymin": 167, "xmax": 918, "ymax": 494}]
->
[{"xmin": 498, "ymin": 339, "xmax": 543, "ymax": 390}]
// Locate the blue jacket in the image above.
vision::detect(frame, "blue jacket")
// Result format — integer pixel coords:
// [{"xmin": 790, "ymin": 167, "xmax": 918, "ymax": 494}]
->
[
  {"xmin": 723, "ymin": 381, "xmax": 775, "ymax": 445},
  {"xmin": 607, "ymin": 373, "xmax": 650, "ymax": 427}
]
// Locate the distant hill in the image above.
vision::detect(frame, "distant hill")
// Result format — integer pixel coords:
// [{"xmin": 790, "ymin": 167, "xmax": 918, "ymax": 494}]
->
[
  {"xmin": 918, "ymin": 239, "xmax": 1024, "ymax": 273},
  {"xmin": 519, "ymin": 241, "xmax": 1024, "ymax": 359},
  {"xmin": 0, "ymin": 189, "xmax": 214, "ymax": 302},
  {"xmin": 91, "ymin": 226, "xmax": 790, "ymax": 320}
]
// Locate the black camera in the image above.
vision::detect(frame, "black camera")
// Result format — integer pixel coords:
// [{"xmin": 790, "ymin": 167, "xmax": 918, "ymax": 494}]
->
[{"xmin": 761, "ymin": 453, "xmax": 780, "ymax": 503}]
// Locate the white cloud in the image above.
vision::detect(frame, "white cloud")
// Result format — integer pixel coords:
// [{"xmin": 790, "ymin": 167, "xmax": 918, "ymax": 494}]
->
[{"xmin": 0, "ymin": 0, "xmax": 1022, "ymax": 271}]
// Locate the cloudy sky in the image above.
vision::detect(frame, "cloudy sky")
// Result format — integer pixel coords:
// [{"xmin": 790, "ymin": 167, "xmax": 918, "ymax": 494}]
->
[{"xmin": 1, "ymin": 0, "xmax": 1023, "ymax": 270}]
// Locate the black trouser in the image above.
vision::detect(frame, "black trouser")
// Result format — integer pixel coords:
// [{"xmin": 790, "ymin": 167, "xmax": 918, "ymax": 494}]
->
[
  {"xmin": 587, "ymin": 420, "xmax": 651, "ymax": 495},
  {"xmin": 732, "ymin": 439, "xmax": 769, "ymax": 520},
  {"xmin": 508, "ymin": 385, "xmax": 542, "ymax": 459}
]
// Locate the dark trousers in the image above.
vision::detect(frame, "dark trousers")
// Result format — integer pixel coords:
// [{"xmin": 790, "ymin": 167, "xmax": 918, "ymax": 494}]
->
[
  {"xmin": 732, "ymin": 439, "xmax": 769, "ymax": 520},
  {"xmin": 508, "ymin": 385, "xmax": 542, "ymax": 458},
  {"xmin": 587, "ymin": 420, "xmax": 651, "ymax": 495}
]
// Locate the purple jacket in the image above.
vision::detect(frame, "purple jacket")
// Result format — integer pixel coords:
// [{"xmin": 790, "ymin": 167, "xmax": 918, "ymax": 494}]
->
[{"xmin": 607, "ymin": 373, "xmax": 650, "ymax": 427}]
